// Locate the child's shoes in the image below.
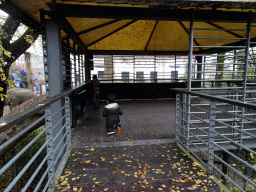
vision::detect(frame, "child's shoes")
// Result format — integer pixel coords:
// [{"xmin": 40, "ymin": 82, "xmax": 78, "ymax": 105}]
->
[{"xmin": 117, "ymin": 126, "xmax": 121, "ymax": 134}]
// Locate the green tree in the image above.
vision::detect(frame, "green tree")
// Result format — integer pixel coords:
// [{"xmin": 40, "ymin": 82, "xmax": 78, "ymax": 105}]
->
[{"xmin": 0, "ymin": 14, "xmax": 39, "ymax": 117}]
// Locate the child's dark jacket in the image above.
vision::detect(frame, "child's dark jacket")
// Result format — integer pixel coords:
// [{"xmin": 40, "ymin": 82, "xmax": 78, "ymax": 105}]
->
[{"xmin": 102, "ymin": 103, "xmax": 123, "ymax": 132}]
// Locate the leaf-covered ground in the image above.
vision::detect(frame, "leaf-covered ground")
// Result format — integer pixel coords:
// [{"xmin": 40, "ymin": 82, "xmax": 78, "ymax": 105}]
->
[{"xmin": 55, "ymin": 141, "xmax": 223, "ymax": 192}]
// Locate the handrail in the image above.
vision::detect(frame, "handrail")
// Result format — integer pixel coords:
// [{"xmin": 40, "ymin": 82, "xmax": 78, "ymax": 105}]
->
[
  {"xmin": 171, "ymin": 88, "xmax": 256, "ymax": 110},
  {"xmin": 174, "ymin": 88, "xmax": 256, "ymax": 191},
  {"xmin": 0, "ymin": 83, "xmax": 86, "ymax": 134}
]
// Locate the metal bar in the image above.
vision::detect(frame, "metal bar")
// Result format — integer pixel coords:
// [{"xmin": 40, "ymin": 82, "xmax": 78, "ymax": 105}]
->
[
  {"xmin": 42, "ymin": 175, "xmax": 53, "ymax": 192},
  {"xmin": 52, "ymin": 115, "xmax": 66, "ymax": 135},
  {"xmin": 55, "ymin": 144, "xmax": 70, "ymax": 177},
  {"xmin": 65, "ymin": 97, "xmax": 72, "ymax": 149},
  {"xmin": 193, "ymin": 54, "xmax": 246, "ymax": 57},
  {"xmin": 54, "ymin": 128, "xmax": 68, "ymax": 154},
  {"xmin": 176, "ymin": 94, "xmax": 181, "ymax": 143},
  {"xmin": 212, "ymin": 143, "xmax": 256, "ymax": 173},
  {"xmin": 52, "ymin": 104, "xmax": 66, "ymax": 118},
  {"xmin": 191, "ymin": 87, "xmax": 243, "ymax": 90},
  {"xmin": 191, "ymin": 79, "xmax": 243, "ymax": 82},
  {"xmin": 193, "ymin": 70, "xmax": 245, "ymax": 73},
  {"xmin": 193, "ymin": 37, "xmax": 247, "ymax": 40},
  {"xmin": 188, "ymin": 10, "xmax": 194, "ymax": 92},
  {"xmin": 173, "ymin": 88, "xmax": 256, "ymax": 110},
  {"xmin": 0, "ymin": 129, "xmax": 47, "ymax": 176},
  {"xmin": 191, "ymin": 46, "xmax": 246, "ymax": 48},
  {"xmin": 177, "ymin": 118, "xmax": 209, "ymax": 137},
  {"xmin": 193, "ymin": 62, "xmax": 245, "ymax": 65},
  {"xmin": 213, "ymin": 130, "xmax": 256, "ymax": 154},
  {"xmin": 4, "ymin": 140, "xmax": 49, "ymax": 192},
  {"xmin": 45, "ymin": 106, "xmax": 55, "ymax": 190},
  {"xmin": 21, "ymin": 153, "xmax": 50, "ymax": 192},
  {"xmin": 0, "ymin": 115, "xmax": 45, "ymax": 150},
  {"xmin": 53, "ymin": 122, "xmax": 67, "ymax": 142},
  {"xmin": 208, "ymin": 102, "xmax": 216, "ymax": 175},
  {"xmin": 211, "ymin": 163, "xmax": 245, "ymax": 192},
  {"xmin": 176, "ymin": 132, "xmax": 208, "ymax": 157},
  {"xmin": 214, "ymin": 107, "xmax": 256, "ymax": 124},
  {"xmin": 215, "ymin": 120, "xmax": 256, "ymax": 139},
  {"xmin": 54, "ymin": 139, "xmax": 68, "ymax": 165},
  {"xmin": 193, "ymin": 28, "xmax": 247, "ymax": 31},
  {"xmin": 33, "ymin": 163, "xmax": 52, "ymax": 192}
]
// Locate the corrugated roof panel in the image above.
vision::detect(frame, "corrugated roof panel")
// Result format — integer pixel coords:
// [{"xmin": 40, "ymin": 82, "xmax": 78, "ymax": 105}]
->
[
  {"xmin": 80, "ymin": 20, "xmax": 134, "ymax": 47},
  {"xmin": 66, "ymin": 18, "xmax": 115, "ymax": 36},
  {"xmin": 147, "ymin": 21, "xmax": 192, "ymax": 51},
  {"xmin": 87, "ymin": 20, "xmax": 156, "ymax": 50}
]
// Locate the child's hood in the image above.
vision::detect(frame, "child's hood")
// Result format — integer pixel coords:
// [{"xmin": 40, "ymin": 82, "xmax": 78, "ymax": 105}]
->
[{"xmin": 105, "ymin": 103, "xmax": 119, "ymax": 112}]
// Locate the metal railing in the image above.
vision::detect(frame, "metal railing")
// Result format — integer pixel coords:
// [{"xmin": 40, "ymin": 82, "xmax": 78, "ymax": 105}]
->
[
  {"xmin": 174, "ymin": 88, "xmax": 256, "ymax": 192},
  {"xmin": 0, "ymin": 84, "xmax": 84, "ymax": 192},
  {"xmin": 91, "ymin": 55, "xmax": 192, "ymax": 83}
]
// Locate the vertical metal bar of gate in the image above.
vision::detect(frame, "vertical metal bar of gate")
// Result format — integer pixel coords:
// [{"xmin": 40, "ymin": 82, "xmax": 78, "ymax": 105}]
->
[
  {"xmin": 45, "ymin": 107, "xmax": 55, "ymax": 189},
  {"xmin": 187, "ymin": 9, "xmax": 194, "ymax": 92},
  {"xmin": 186, "ymin": 9, "xmax": 194, "ymax": 148},
  {"xmin": 208, "ymin": 101, "xmax": 216, "ymax": 175},
  {"xmin": 65, "ymin": 97, "xmax": 72, "ymax": 149},
  {"xmin": 239, "ymin": 14, "xmax": 252, "ymax": 145},
  {"xmin": 176, "ymin": 94, "xmax": 181, "ymax": 143},
  {"xmin": 182, "ymin": 93, "xmax": 186, "ymax": 146}
]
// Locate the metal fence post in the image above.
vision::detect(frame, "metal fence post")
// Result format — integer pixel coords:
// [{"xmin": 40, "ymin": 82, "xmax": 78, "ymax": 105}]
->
[
  {"xmin": 176, "ymin": 93, "xmax": 181, "ymax": 143},
  {"xmin": 45, "ymin": 107, "xmax": 55, "ymax": 189},
  {"xmin": 185, "ymin": 93, "xmax": 190, "ymax": 148},
  {"xmin": 65, "ymin": 97, "xmax": 72, "ymax": 149},
  {"xmin": 208, "ymin": 101, "xmax": 216, "ymax": 175},
  {"xmin": 182, "ymin": 93, "xmax": 186, "ymax": 146}
]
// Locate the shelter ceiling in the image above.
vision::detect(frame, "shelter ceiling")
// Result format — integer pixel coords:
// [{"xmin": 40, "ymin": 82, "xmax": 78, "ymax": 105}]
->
[{"xmin": 3, "ymin": 0, "xmax": 256, "ymax": 54}]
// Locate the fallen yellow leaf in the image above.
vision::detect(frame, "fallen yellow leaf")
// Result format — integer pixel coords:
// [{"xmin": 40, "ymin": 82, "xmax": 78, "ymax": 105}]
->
[
  {"xmin": 0, "ymin": 122, "xmax": 6, "ymax": 126},
  {"xmin": 90, "ymin": 148, "xmax": 95, "ymax": 151}
]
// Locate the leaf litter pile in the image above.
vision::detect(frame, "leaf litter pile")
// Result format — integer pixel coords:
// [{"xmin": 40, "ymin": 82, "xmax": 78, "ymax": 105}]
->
[{"xmin": 55, "ymin": 142, "xmax": 223, "ymax": 192}]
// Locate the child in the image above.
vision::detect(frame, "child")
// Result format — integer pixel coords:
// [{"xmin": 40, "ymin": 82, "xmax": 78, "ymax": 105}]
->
[{"xmin": 102, "ymin": 94, "xmax": 123, "ymax": 139}]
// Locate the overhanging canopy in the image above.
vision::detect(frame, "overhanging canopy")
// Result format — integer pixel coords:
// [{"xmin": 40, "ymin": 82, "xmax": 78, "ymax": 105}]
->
[{"xmin": 2, "ymin": 0, "xmax": 256, "ymax": 55}]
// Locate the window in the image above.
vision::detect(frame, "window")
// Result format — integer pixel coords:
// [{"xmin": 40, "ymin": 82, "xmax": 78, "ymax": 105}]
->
[{"xmin": 122, "ymin": 72, "xmax": 129, "ymax": 83}]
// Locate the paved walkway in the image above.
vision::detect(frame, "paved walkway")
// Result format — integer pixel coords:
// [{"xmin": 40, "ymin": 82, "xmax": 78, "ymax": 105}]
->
[
  {"xmin": 55, "ymin": 100, "xmax": 222, "ymax": 192},
  {"xmin": 72, "ymin": 99, "xmax": 176, "ymax": 144}
]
